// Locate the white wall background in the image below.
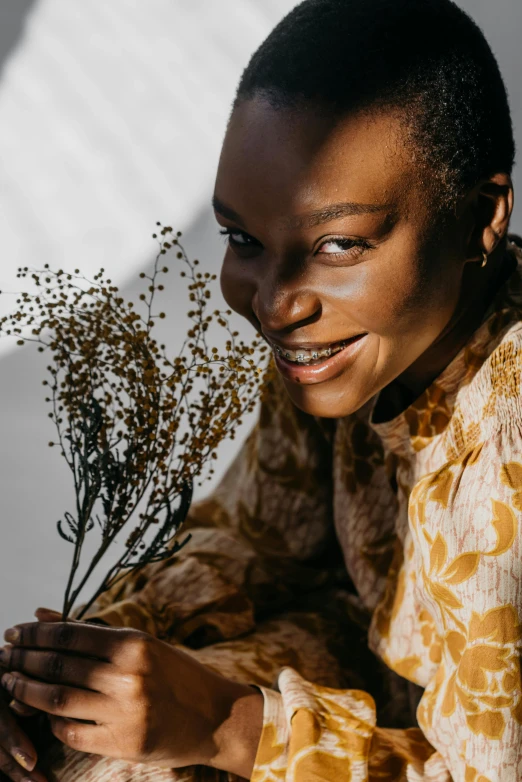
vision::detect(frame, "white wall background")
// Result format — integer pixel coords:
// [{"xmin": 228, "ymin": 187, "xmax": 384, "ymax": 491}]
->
[{"xmin": 0, "ymin": 0, "xmax": 520, "ymax": 630}]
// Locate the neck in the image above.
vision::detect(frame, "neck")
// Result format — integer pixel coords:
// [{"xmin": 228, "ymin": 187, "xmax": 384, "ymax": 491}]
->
[{"xmin": 375, "ymin": 242, "xmax": 516, "ymax": 421}]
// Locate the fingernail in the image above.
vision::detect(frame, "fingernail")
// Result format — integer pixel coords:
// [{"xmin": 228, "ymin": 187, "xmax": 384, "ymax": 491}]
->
[
  {"xmin": 0, "ymin": 673, "xmax": 15, "ymax": 692},
  {"xmin": 4, "ymin": 628, "xmax": 20, "ymax": 643},
  {"xmin": 9, "ymin": 699, "xmax": 29, "ymax": 714},
  {"xmin": 13, "ymin": 749, "xmax": 35, "ymax": 771}
]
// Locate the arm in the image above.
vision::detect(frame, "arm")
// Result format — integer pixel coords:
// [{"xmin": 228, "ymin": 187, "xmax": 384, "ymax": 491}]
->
[
  {"xmin": 246, "ymin": 422, "xmax": 522, "ymax": 781},
  {"xmin": 75, "ymin": 370, "xmax": 349, "ymax": 643}
]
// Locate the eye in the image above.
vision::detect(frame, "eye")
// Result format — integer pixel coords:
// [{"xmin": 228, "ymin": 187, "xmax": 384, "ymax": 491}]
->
[
  {"xmin": 219, "ymin": 228, "xmax": 258, "ymax": 248},
  {"xmin": 219, "ymin": 227, "xmax": 372, "ymax": 260},
  {"xmin": 317, "ymin": 237, "xmax": 371, "ymax": 258}
]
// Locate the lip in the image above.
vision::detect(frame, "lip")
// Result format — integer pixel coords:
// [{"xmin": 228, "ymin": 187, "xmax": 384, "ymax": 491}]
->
[
  {"xmin": 272, "ymin": 333, "xmax": 368, "ymax": 385},
  {"xmin": 269, "ymin": 339, "xmax": 346, "ymax": 352},
  {"xmin": 266, "ymin": 334, "xmax": 361, "ymax": 352}
]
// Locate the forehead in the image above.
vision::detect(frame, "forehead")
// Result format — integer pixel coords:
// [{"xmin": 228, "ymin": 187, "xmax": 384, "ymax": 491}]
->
[{"xmin": 215, "ymin": 98, "xmax": 414, "ymax": 221}]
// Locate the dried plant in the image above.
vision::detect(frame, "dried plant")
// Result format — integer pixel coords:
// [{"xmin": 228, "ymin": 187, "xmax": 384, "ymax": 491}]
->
[{"xmin": 0, "ymin": 224, "xmax": 269, "ymax": 621}]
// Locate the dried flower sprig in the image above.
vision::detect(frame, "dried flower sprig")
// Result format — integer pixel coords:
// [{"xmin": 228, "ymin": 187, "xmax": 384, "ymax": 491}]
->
[{"xmin": 0, "ymin": 224, "xmax": 269, "ymax": 621}]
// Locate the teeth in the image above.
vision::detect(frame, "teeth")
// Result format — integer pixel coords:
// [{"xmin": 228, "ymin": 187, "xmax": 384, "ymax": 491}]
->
[{"xmin": 273, "ymin": 340, "xmax": 348, "ymax": 364}]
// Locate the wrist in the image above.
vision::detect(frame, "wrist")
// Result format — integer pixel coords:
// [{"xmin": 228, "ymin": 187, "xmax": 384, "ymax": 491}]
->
[{"xmin": 206, "ymin": 680, "xmax": 264, "ymax": 779}]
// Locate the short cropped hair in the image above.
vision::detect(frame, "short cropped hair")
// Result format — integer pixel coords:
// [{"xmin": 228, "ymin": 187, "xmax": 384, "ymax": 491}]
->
[{"xmin": 233, "ymin": 0, "xmax": 515, "ymax": 208}]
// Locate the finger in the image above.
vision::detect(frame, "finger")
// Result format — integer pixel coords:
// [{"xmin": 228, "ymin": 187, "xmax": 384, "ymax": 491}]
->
[
  {"xmin": 7, "ymin": 700, "xmax": 38, "ymax": 718},
  {"xmin": 48, "ymin": 716, "xmax": 109, "ymax": 759},
  {"xmin": 0, "ymin": 746, "xmax": 48, "ymax": 782},
  {"xmin": 1, "ymin": 661, "xmax": 38, "ymax": 718},
  {"xmin": 0, "ymin": 672, "xmax": 108, "ymax": 722},
  {"xmin": 35, "ymin": 609, "xmax": 109, "ymax": 630},
  {"xmin": 3, "ymin": 621, "xmax": 134, "ymax": 666},
  {"xmin": 0, "ymin": 701, "xmax": 39, "ymax": 773},
  {"xmin": 0, "ymin": 681, "xmax": 37, "ymax": 719},
  {"xmin": 0, "ymin": 609, "xmax": 63, "ymax": 714},
  {"xmin": 5, "ymin": 647, "xmax": 117, "ymax": 697}
]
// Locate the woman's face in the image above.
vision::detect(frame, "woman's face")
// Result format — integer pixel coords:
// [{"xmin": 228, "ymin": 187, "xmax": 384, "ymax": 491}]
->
[{"xmin": 214, "ymin": 97, "xmax": 470, "ymax": 418}]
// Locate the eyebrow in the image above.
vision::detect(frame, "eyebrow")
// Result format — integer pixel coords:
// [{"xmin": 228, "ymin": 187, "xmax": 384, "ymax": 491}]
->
[{"xmin": 212, "ymin": 195, "xmax": 390, "ymax": 230}]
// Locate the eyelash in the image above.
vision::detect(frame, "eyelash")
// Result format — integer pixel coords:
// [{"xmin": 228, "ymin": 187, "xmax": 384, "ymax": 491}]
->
[{"xmin": 218, "ymin": 228, "xmax": 371, "ymax": 259}]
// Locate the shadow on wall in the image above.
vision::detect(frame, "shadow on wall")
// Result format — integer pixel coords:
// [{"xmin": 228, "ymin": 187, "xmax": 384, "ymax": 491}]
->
[
  {"xmin": 0, "ymin": 1, "xmax": 39, "ymax": 79},
  {"xmin": 0, "ymin": 205, "xmax": 258, "ymax": 628}
]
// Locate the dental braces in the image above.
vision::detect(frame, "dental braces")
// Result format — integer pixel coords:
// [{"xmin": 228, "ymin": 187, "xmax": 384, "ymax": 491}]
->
[{"xmin": 272, "ymin": 341, "xmax": 348, "ymax": 363}]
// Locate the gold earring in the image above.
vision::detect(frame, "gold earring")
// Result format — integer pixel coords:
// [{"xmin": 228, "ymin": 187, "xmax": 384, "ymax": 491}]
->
[{"xmin": 481, "ymin": 251, "xmax": 488, "ymax": 268}]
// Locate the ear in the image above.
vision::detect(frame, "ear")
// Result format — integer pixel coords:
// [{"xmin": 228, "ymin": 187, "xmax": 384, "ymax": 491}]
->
[{"xmin": 464, "ymin": 172, "xmax": 514, "ymax": 261}]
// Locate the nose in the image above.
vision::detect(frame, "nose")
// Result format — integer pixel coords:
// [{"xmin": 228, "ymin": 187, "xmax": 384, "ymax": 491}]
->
[{"xmin": 252, "ymin": 268, "xmax": 322, "ymax": 336}]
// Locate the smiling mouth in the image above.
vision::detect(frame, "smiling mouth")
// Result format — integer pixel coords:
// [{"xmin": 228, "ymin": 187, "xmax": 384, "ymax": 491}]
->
[{"xmin": 268, "ymin": 336, "xmax": 364, "ymax": 365}]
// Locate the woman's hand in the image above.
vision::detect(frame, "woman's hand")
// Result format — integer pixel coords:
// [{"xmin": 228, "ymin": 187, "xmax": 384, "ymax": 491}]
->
[
  {"xmin": 0, "ymin": 609, "xmax": 68, "ymax": 782},
  {"xmin": 0, "ymin": 690, "xmax": 49, "ymax": 782},
  {"xmin": 0, "ymin": 608, "xmax": 264, "ymax": 778}
]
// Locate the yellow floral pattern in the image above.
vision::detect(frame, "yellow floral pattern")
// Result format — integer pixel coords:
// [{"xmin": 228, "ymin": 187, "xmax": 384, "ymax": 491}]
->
[
  {"xmin": 34, "ymin": 240, "xmax": 522, "ymax": 781},
  {"xmin": 404, "ymin": 382, "xmax": 453, "ymax": 451}
]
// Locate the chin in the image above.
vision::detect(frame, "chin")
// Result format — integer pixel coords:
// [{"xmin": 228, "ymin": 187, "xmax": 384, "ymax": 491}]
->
[{"xmin": 281, "ymin": 378, "xmax": 369, "ymax": 419}]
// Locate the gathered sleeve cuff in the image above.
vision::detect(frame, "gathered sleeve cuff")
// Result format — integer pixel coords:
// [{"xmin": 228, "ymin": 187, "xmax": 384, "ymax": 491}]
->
[{"xmin": 249, "ymin": 667, "xmax": 443, "ymax": 781}]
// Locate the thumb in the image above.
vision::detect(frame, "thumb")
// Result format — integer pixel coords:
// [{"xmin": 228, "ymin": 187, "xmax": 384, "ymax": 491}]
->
[
  {"xmin": 34, "ymin": 607, "xmax": 63, "ymax": 621},
  {"xmin": 35, "ymin": 607, "xmax": 83, "ymax": 623}
]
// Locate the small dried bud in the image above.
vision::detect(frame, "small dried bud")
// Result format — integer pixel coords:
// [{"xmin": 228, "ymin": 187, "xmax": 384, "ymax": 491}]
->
[{"xmin": 0, "ymin": 220, "xmax": 267, "ymax": 620}]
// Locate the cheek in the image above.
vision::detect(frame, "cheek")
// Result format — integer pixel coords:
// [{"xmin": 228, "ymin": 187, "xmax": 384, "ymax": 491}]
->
[
  {"xmin": 332, "ymin": 244, "xmax": 458, "ymax": 340},
  {"xmin": 219, "ymin": 256, "xmax": 253, "ymax": 319},
  {"xmin": 384, "ymin": 251, "xmax": 459, "ymax": 339}
]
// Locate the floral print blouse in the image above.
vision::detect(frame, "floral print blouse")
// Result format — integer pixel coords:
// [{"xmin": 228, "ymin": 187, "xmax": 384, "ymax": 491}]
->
[{"xmin": 80, "ymin": 239, "xmax": 522, "ymax": 781}]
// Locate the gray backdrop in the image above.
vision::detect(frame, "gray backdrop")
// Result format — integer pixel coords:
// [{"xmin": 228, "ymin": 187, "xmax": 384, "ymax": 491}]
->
[{"xmin": 0, "ymin": 0, "xmax": 520, "ymax": 630}]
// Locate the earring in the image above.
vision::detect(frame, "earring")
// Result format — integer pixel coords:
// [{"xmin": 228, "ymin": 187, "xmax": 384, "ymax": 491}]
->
[{"xmin": 481, "ymin": 251, "xmax": 488, "ymax": 268}]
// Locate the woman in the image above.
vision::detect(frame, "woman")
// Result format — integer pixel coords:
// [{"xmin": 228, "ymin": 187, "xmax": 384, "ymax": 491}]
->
[{"xmin": 0, "ymin": 0, "xmax": 520, "ymax": 779}]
